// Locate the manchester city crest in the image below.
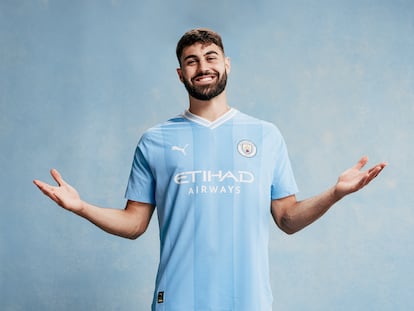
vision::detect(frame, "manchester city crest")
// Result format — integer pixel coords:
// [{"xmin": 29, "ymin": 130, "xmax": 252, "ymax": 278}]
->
[{"xmin": 237, "ymin": 140, "xmax": 257, "ymax": 158}]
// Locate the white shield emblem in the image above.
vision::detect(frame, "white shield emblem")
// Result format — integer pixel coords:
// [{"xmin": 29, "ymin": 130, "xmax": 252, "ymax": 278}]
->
[{"xmin": 237, "ymin": 140, "xmax": 257, "ymax": 158}]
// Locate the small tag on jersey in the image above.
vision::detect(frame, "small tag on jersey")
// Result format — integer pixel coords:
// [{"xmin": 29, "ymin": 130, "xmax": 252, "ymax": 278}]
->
[{"xmin": 157, "ymin": 291, "xmax": 164, "ymax": 304}]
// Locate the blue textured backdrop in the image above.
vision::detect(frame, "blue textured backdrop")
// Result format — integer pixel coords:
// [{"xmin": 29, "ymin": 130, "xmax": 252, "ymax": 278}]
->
[{"xmin": 1, "ymin": 1, "xmax": 413, "ymax": 310}]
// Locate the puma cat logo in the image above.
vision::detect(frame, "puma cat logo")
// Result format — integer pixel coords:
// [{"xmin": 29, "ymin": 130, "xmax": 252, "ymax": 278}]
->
[{"xmin": 171, "ymin": 144, "xmax": 189, "ymax": 156}]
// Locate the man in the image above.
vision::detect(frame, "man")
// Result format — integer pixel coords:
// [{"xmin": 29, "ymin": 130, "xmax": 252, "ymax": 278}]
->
[{"xmin": 34, "ymin": 28, "xmax": 386, "ymax": 310}]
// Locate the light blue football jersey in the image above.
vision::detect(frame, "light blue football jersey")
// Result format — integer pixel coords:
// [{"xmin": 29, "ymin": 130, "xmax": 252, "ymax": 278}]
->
[{"xmin": 125, "ymin": 108, "xmax": 298, "ymax": 311}]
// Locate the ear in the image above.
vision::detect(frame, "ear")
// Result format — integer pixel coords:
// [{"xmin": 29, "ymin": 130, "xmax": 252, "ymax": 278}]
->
[
  {"xmin": 225, "ymin": 57, "xmax": 231, "ymax": 74},
  {"xmin": 177, "ymin": 68, "xmax": 184, "ymax": 82}
]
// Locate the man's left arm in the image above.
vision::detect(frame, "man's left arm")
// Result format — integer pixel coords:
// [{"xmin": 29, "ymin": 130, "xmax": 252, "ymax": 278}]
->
[{"xmin": 271, "ymin": 156, "xmax": 387, "ymax": 234}]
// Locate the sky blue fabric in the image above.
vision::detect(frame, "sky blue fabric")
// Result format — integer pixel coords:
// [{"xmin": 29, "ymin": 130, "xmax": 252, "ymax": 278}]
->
[{"xmin": 126, "ymin": 109, "xmax": 298, "ymax": 310}]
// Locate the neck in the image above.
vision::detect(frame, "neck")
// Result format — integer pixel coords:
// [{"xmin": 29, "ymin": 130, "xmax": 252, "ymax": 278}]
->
[{"xmin": 188, "ymin": 92, "xmax": 230, "ymax": 121}]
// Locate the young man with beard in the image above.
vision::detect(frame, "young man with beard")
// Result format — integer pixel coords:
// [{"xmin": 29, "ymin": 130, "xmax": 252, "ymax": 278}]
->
[{"xmin": 34, "ymin": 28, "xmax": 387, "ymax": 310}]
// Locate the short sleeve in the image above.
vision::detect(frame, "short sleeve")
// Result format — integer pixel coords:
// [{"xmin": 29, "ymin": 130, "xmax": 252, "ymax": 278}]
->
[
  {"xmin": 124, "ymin": 143, "xmax": 156, "ymax": 205},
  {"xmin": 270, "ymin": 129, "xmax": 298, "ymax": 200}
]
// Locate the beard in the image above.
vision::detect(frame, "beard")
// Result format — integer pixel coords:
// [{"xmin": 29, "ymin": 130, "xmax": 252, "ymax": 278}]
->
[{"xmin": 182, "ymin": 70, "xmax": 228, "ymax": 101}]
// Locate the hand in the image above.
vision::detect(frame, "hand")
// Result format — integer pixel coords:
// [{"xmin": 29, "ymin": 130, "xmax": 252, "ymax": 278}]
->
[
  {"xmin": 33, "ymin": 169, "xmax": 84, "ymax": 213},
  {"xmin": 334, "ymin": 156, "xmax": 387, "ymax": 199}
]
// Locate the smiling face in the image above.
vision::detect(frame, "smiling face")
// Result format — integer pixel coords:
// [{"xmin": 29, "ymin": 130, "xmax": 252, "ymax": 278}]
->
[{"xmin": 177, "ymin": 43, "xmax": 230, "ymax": 101}]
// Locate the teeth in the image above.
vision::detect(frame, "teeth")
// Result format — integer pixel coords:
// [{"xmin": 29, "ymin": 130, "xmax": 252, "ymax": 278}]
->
[{"xmin": 196, "ymin": 76, "xmax": 213, "ymax": 82}]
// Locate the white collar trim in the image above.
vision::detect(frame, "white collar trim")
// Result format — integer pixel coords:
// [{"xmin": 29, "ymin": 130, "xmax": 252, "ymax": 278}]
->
[{"xmin": 183, "ymin": 108, "xmax": 238, "ymax": 129}]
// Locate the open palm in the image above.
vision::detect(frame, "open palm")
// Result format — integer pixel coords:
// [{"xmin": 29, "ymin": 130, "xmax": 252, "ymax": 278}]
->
[
  {"xmin": 33, "ymin": 169, "xmax": 83, "ymax": 213},
  {"xmin": 335, "ymin": 156, "xmax": 386, "ymax": 199}
]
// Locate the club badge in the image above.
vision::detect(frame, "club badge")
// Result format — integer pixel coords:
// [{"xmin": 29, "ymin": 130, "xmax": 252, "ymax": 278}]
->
[{"xmin": 237, "ymin": 140, "xmax": 257, "ymax": 158}]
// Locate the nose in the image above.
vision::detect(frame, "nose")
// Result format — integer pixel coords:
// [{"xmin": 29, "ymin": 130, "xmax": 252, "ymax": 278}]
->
[{"xmin": 197, "ymin": 59, "xmax": 209, "ymax": 72}]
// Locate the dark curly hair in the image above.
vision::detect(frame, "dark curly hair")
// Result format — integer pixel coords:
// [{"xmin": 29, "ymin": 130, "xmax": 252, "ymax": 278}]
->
[{"xmin": 176, "ymin": 28, "xmax": 225, "ymax": 66}]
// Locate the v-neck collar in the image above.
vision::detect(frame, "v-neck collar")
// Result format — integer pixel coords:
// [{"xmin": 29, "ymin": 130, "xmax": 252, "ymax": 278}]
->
[{"xmin": 182, "ymin": 108, "xmax": 238, "ymax": 129}]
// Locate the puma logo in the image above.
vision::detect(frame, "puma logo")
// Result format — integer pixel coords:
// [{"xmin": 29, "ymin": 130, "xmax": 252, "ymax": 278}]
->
[{"xmin": 171, "ymin": 144, "xmax": 189, "ymax": 156}]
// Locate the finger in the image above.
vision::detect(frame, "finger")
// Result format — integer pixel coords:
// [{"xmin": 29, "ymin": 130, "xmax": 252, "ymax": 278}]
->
[
  {"xmin": 354, "ymin": 156, "xmax": 369, "ymax": 170},
  {"xmin": 33, "ymin": 179, "xmax": 51, "ymax": 192},
  {"xmin": 367, "ymin": 165, "xmax": 385, "ymax": 181},
  {"xmin": 50, "ymin": 169, "xmax": 65, "ymax": 187},
  {"xmin": 358, "ymin": 166, "xmax": 384, "ymax": 189},
  {"xmin": 33, "ymin": 180, "xmax": 59, "ymax": 201},
  {"xmin": 368, "ymin": 161, "xmax": 386, "ymax": 171}
]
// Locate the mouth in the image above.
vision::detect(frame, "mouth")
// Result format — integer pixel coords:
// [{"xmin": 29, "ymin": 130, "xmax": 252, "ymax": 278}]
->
[{"xmin": 192, "ymin": 73, "xmax": 218, "ymax": 85}]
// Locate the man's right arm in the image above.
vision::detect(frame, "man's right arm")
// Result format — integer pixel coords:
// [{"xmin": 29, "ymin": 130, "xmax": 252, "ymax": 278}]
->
[{"xmin": 33, "ymin": 169, "xmax": 155, "ymax": 239}]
